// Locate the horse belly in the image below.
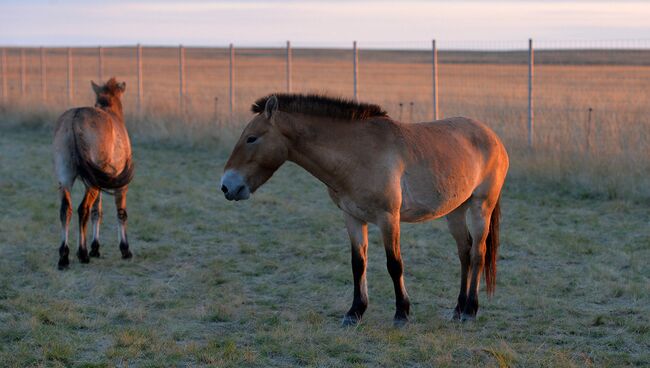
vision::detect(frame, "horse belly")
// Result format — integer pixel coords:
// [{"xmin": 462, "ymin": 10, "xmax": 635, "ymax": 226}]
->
[{"xmin": 399, "ymin": 173, "xmax": 472, "ymax": 223}]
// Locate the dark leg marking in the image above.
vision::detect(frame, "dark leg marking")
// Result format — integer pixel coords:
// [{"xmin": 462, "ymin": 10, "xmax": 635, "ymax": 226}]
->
[
  {"xmin": 89, "ymin": 197, "xmax": 102, "ymax": 258},
  {"xmin": 117, "ymin": 207, "xmax": 132, "ymax": 259},
  {"xmin": 387, "ymin": 256, "xmax": 410, "ymax": 324},
  {"xmin": 90, "ymin": 240, "xmax": 101, "ymax": 258},
  {"xmin": 343, "ymin": 249, "xmax": 368, "ymax": 326},
  {"xmin": 119, "ymin": 240, "xmax": 132, "ymax": 259},
  {"xmin": 58, "ymin": 241, "xmax": 70, "ymax": 270},
  {"xmin": 342, "ymin": 214, "xmax": 369, "ymax": 327},
  {"xmin": 58, "ymin": 190, "xmax": 72, "ymax": 270},
  {"xmin": 77, "ymin": 202, "xmax": 91, "ymax": 263}
]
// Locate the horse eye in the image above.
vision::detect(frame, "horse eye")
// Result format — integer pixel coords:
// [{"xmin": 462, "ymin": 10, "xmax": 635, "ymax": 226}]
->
[{"xmin": 246, "ymin": 136, "xmax": 258, "ymax": 144}]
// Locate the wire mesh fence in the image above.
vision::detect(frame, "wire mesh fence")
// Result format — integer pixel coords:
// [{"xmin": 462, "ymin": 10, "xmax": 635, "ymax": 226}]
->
[{"xmin": 1, "ymin": 40, "xmax": 649, "ymax": 158}]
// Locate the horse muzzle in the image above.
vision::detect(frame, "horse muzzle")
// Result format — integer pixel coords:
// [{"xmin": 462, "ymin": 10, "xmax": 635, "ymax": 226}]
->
[{"xmin": 220, "ymin": 169, "xmax": 251, "ymax": 201}]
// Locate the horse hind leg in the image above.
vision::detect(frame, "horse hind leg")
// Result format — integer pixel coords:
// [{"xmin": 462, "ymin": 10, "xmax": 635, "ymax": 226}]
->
[
  {"xmin": 54, "ymin": 141, "xmax": 75, "ymax": 269},
  {"xmin": 446, "ymin": 202, "xmax": 471, "ymax": 320},
  {"xmin": 115, "ymin": 187, "xmax": 132, "ymax": 259},
  {"xmin": 89, "ymin": 192, "xmax": 103, "ymax": 258},
  {"xmin": 58, "ymin": 187, "xmax": 73, "ymax": 269},
  {"xmin": 463, "ymin": 196, "xmax": 496, "ymax": 321},
  {"xmin": 77, "ymin": 187, "xmax": 99, "ymax": 264}
]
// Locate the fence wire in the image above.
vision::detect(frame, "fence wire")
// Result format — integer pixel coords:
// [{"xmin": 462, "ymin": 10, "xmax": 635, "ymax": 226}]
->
[{"xmin": 1, "ymin": 40, "xmax": 649, "ymax": 156}]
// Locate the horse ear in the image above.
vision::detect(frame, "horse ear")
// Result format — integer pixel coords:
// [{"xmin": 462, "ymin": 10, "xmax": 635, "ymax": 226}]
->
[
  {"xmin": 117, "ymin": 82, "xmax": 126, "ymax": 93},
  {"xmin": 265, "ymin": 95, "xmax": 279, "ymax": 119},
  {"xmin": 91, "ymin": 81, "xmax": 102, "ymax": 95}
]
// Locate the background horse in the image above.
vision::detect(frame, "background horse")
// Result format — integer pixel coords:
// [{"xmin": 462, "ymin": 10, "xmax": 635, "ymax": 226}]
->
[
  {"xmin": 221, "ymin": 94, "xmax": 508, "ymax": 325},
  {"xmin": 53, "ymin": 78, "xmax": 134, "ymax": 270}
]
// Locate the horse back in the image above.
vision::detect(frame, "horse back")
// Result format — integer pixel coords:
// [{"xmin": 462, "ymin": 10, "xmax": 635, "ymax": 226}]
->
[
  {"xmin": 395, "ymin": 117, "xmax": 508, "ymax": 221},
  {"xmin": 401, "ymin": 117, "xmax": 507, "ymax": 174},
  {"xmin": 54, "ymin": 107, "xmax": 132, "ymax": 178}
]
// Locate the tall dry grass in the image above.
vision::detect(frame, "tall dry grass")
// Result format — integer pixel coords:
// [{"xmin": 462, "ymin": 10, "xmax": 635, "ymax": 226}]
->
[{"xmin": 1, "ymin": 46, "xmax": 649, "ymax": 200}]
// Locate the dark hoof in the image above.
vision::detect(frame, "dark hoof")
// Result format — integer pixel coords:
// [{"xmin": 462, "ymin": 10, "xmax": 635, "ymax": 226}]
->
[
  {"xmin": 119, "ymin": 242, "xmax": 132, "ymax": 259},
  {"xmin": 393, "ymin": 311, "xmax": 409, "ymax": 328},
  {"xmin": 393, "ymin": 316, "xmax": 409, "ymax": 328},
  {"xmin": 341, "ymin": 314, "xmax": 362, "ymax": 327},
  {"xmin": 77, "ymin": 248, "xmax": 90, "ymax": 263},
  {"xmin": 460, "ymin": 313, "xmax": 476, "ymax": 322},
  {"xmin": 58, "ymin": 257, "xmax": 70, "ymax": 270},
  {"xmin": 58, "ymin": 243, "xmax": 70, "ymax": 270},
  {"xmin": 452, "ymin": 304, "xmax": 463, "ymax": 320},
  {"xmin": 89, "ymin": 240, "xmax": 100, "ymax": 258},
  {"xmin": 462, "ymin": 298, "xmax": 478, "ymax": 322}
]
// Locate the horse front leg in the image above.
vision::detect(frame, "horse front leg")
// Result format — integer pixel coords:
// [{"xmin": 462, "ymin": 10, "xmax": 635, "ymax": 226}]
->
[
  {"xmin": 115, "ymin": 187, "xmax": 132, "ymax": 259},
  {"xmin": 77, "ymin": 187, "xmax": 99, "ymax": 263},
  {"xmin": 342, "ymin": 213, "xmax": 369, "ymax": 326},
  {"xmin": 379, "ymin": 213, "xmax": 410, "ymax": 326},
  {"xmin": 58, "ymin": 187, "xmax": 73, "ymax": 269},
  {"xmin": 89, "ymin": 192, "xmax": 103, "ymax": 257}
]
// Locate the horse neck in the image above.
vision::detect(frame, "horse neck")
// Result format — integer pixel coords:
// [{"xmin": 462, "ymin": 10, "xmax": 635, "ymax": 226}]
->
[
  {"xmin": 280, "ymin": 114, "xmax": 360, "ymax": 192},
  {"xmin": 103, "ymin": 101, "xmax": 124, "ymax": 121}
]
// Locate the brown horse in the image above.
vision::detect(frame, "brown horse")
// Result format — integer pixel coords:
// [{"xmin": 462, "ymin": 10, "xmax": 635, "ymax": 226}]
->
[
  {"xmin": 53, "ymin": 78, "xmax": 134, "ymax": 270},
  {"xmin": 221, "ymin": 94, "xmax": 508, "ymax": 325}
]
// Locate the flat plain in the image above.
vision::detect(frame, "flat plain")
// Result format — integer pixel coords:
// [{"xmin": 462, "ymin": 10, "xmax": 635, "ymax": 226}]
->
[
  {"xmin": 3, "ymin": 46, "xmax": 649, "ymax": 198},
  {"xmin": 0, "ymin": 126, "xmax": 648, "ymax": 367},
  {"xmin": 1, "ymin": 46, "xmax": 649, "ymax": 366}
]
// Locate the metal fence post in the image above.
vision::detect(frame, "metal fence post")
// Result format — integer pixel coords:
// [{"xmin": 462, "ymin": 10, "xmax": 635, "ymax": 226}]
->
[
  {"xmin": 178, "ymin": 45, "xmax": 185, "ymax": 114},
  {"xmin": 528, "ymin": 38, "xmax": 534, "ymax": 148},
  {"xmin": 20, "ymin": 48, "xmax": 26, "ymax": 98},
  {"xmin": 1, "ymin": 48, "xmax": 7, "ymax": 104},
  {"xmin": 40, "ymin": 47, "xmax": 47, "ymax": 103},
  {"xmin": 67, "ymin": 47, "xmax": 73, "ymax": 106},
  {"xmin": 229, "ymin": 43, "xmax": 235, "ymax": 120},
  {"xmin": 136, "ymin": 44, "xmax": 143, "ymax": 113},
  {"xmin": 432, "ymin": 39, "xmax": 439, "ymax": 120},
  {"xmin": 353, "ymin": 41, "xmax": 359, "ymax": 101},
  {"xmin": 98, "ymin": 46, "xmax": 103, "ymax": 82},
  {"xmin": 286, "ymin": 40, "xmax": 292, "ymax": 93}
]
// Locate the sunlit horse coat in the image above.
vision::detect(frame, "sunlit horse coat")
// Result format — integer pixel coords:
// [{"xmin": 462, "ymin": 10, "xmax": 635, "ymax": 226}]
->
[
  {"xmin": 53, "ymin": 78, "xmax": 134, "ymax": 269},
  {"xmin": 221, "ymin": 94, "xmax": 509, "ymax": 324}
]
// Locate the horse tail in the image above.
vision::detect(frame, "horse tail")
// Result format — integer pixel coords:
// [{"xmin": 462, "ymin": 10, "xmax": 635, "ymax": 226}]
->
[
  {"xmin": 484, "ymin": 195, "xmax": 500, "ymax": 296},
  {"xmin": 71, "ymin": 110, "xmax": 134, "ymax": 190}
]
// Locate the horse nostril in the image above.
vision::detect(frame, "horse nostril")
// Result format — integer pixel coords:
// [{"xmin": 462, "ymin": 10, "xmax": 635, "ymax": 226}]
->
[
  {"xmin": 235, "ymin": 185, "xmax": 245, "ymax": 196},
  {"xmin": 221, "ymin": 184, "xmax": 228, "ymax": 194}
]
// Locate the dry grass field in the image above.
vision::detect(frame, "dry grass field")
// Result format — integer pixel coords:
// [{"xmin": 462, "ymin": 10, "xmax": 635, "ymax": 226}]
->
[
  {"xmin": 0, "ymin": 125, "xmax": 648, "ymax": 367},
  {"xmin": 2, "ymin": 46, "xmax": 649, "ymax": 199},
  {"xmin": 0, "ymin": 47, "xmax": 649, "ymax": 366}
]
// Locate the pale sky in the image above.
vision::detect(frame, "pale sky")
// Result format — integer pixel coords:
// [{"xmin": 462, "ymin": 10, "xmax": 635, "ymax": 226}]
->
[{"xmin": 1, "ymin": 0, "xmax": 649, "ymax": 48}]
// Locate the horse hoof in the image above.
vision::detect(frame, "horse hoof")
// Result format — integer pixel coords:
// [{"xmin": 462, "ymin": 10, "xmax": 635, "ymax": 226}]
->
[
  {"xmin": 452, "ymin": 310, "xmax": 461, "ymax": 321},
  {"xmin": 119, "ymin": 242, "xmax": 132, "ymax": 259},
  {"xmin": 57, "ymin": 258, "xmax": 70, "ymax": 270},
  {"xmin": 393, "ymin": 315, "xmax": 409, "ymax": 328},
  {"xmin": 460, "ymin": 313, "xmax": 476, "ymax": 322},
  {"xmin": 77, "ymin": 249, "xmax": 90, "ymax": 264},
  {"xmin": 121, "ymin": 249, "xmax": 133, "ymax": 259},
  {"xmin": 90, "ymin": 241, "xmax": 101, "ymax": 258},
  {"xmin": 341, "ymin": 314, "xmax": 361, "ymax": 327}
]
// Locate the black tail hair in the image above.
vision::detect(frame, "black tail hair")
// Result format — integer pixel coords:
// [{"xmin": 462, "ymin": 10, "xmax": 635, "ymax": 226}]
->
[
  {"xmin": 76, "ymin": 154, "xmax": 134, "ymax": 190},
  {"xmin": 484, "ymin": 196, "xmax": 500, "ymax": 296}
]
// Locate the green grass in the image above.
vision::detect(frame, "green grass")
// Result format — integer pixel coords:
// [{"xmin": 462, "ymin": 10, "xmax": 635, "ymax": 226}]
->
[{"xmin": 0, "ymin": 126, "xmax": 648, "ymax": 367}]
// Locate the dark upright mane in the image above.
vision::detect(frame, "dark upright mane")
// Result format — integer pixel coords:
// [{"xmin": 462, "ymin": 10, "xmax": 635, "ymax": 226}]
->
[
  {"xmin": 102, "ymin": 77, "xmax": 123, "ymax": 96},
  {"xmin": 252, "ymin": 94, "xmax": 388, "ymax": 121}
]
